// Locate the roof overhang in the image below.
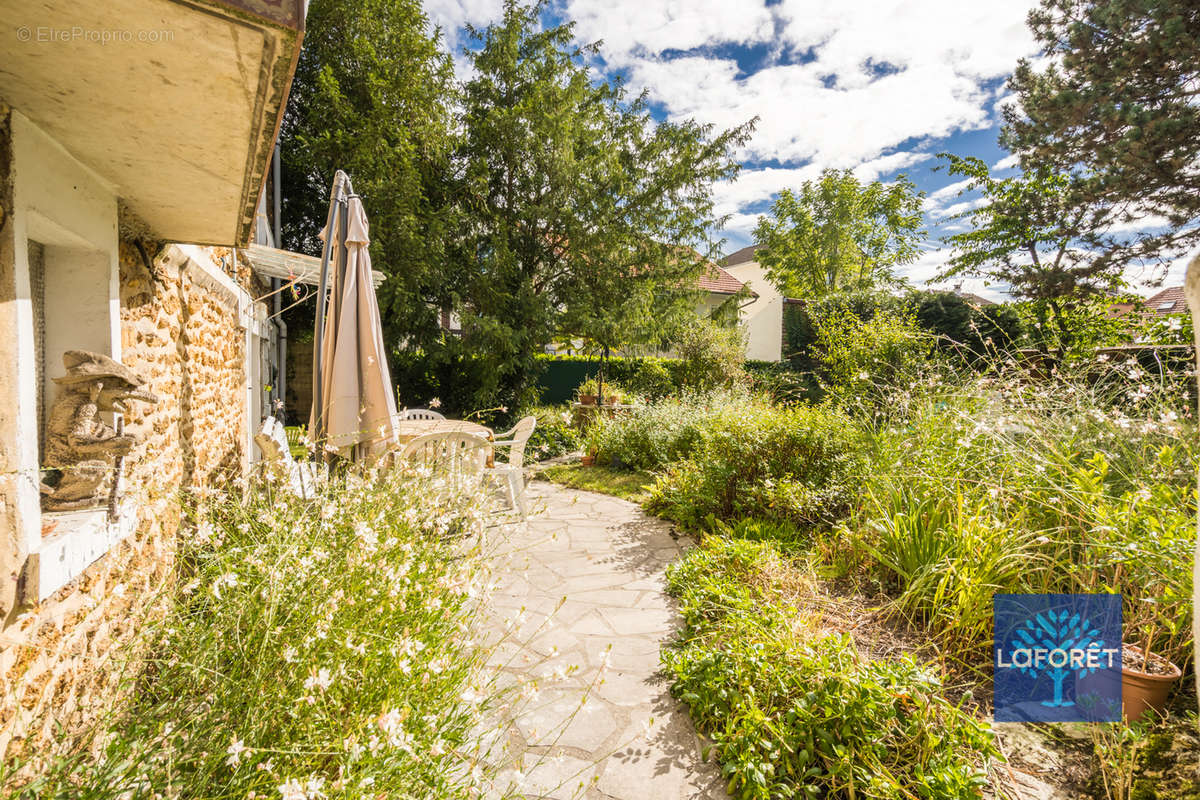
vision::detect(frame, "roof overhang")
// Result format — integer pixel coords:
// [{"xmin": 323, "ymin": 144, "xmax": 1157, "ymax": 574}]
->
[
  {"xmin": 0, "ymin": 0, "xmax": 304, "ymax": 245},
  {"xmin": 242, "ymin": 244, "xmax": 386, "ymax": 288}
]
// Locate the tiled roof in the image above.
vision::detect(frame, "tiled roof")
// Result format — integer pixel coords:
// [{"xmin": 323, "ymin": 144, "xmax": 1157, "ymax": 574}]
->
[
  {"xmin": 722, "ymin": 244, "xmax": 762, "ymax": 267},
  {"xmin": 698, "ymin": 263, "xmax": 747, "ymax": 294},
  {"xmin": 1144, "ymin": 286, "xmax": 1187, "ymax": 315},
  {"xmin": 956, "ymin": 291, "xmax": 995, "ymax": 307}
]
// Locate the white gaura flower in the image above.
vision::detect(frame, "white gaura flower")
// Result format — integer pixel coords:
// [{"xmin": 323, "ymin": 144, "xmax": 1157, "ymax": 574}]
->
[
  {"xmin": 283, "ymin": 646, "xmax": 298, "ymax": 663},
  {"xmin": 639, "ymin": 716, "xmax": 656, "ymax": 739},
  {"xmin": 304, "ymin": 775, "xmax": 326, "ymax": 799},
  {"xmin": 212, "ymin": 572, "xmax": 238, "ymax": 600},
  {"xmin": 277, "ymin": 779, "xmax": 306, "ymax": 800},
  {"xmin": 376, "ymin": 707, "xmax": 404, "ymax": 736},
  {"xmin": 226, "ymin": 737, "xmax": 249, "ymax": 767},
  {"xmin": 354, "ymin": 521, "xmax": 378, "ymax": 551},
  {"xmin": 195, "ymin": 520, "xmax": 215, "ymax": 544},
  {"xmin": 460, "ymin": 687, "xmax": 485, "ymax": 707},
  {"xmin": 304, "ymin": 667, "xmax": 333, "ymax": 692}
]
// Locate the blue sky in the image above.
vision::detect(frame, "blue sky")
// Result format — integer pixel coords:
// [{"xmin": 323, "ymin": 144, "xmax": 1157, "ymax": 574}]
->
[{"xmin": 423, "ymin": 0, "xmax": 1184, "ymax": 298}]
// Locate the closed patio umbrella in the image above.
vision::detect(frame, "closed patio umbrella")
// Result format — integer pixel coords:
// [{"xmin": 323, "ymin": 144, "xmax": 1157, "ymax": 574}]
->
[{"xmin": 310, "ymin": 171, "xmax": 398, "ymax": 461}]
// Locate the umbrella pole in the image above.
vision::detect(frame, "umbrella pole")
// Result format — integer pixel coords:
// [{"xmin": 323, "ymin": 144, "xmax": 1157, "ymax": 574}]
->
[{"xmin": 312, "ymin": 171, "xmax": 348, "ymax": 451}]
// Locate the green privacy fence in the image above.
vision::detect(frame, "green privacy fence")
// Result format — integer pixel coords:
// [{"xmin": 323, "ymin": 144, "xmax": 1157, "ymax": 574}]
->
[{"xmin": 534, "ymin": 354, "xmax": 782, "ymax": 404}]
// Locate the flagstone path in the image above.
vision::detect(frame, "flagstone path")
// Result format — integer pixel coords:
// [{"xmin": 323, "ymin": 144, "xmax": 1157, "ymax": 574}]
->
[{"xmin": 479, "ymin": 481, "xmax": 727, "ymax": 800}]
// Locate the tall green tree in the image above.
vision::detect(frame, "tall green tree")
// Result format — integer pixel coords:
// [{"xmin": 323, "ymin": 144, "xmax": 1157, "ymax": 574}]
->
[
  {"xmin": 752, "ymin": 169, "xmax": 925, "ymax": 299},
  {"xmin": 453, "ymin": 0, "xmax": 753, "ymax": 411},
  {"xmin": 1004, "ymin": 0, "xmax": 1200, "ymax": 270},
  {"xmin": 279, "ymin": 0, "xmax": 458, "ymax": 347},
  {"xmin": 938, "ymin": 155, "xmax": 1122, "ymax": 357}
]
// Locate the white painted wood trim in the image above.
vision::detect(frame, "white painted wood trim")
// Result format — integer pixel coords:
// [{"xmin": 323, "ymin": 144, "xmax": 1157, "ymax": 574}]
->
[{"xmin": 30, "ymin": 504, "xmax": 136, "ymax": 602}]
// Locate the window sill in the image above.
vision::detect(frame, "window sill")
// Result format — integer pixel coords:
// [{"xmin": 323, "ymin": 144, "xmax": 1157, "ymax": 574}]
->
[{"xmin": 23, "ymin": 505, "xmax": 136, "ymax": 604}]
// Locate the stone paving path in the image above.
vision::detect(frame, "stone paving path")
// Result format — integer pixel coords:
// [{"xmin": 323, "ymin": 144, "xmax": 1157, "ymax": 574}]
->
[{"xmin": 479, "ymin": 481, "xmax": 726, "ymax": 800}]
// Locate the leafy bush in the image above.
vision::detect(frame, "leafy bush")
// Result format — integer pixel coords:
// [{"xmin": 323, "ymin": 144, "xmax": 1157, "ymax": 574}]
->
[
  {"xmin": 814, "ymin": 310, "xmax": 932, "ymax": 407},
  {"xmin": 647, "ymin": 402, "xmax": 867, "ymax": 530},
  {"xmin": 910, "ymin": 290, "xmax": 1024, "ymax": 358},
  {"xmin": 588, "ymin": 389, "xmax": 756, "ymax": 470},
  {"xmin": 10, "ymin": 470, "xmax": 497, "ymax": 798},
  {"xmin": 624, "ymin": 358, "xmax": 675, "ymax": 398},
  {"xmin": 664, "ymin": 538, "xmax": 997, "ymax": 799},
  {"xmin": 524, "ymin": 405, "xmax": 582, "ymax": 460},
  {"xmin": 833, "ymin": 361, "xmax": 1197, "ymax": 666},
  {"xmin": 673, "ymin": 318, "xmax": 748, "ymax": 392},
  {"xmin": 744, "ymin": 360, "xmax": 823, "ymax": 404}
]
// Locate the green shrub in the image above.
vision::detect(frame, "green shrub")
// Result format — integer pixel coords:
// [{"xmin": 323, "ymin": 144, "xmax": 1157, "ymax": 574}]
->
[
  {"xmin": 673, "ymin": 318, "xmax": 748, "ymax": 392},
  {"xmin": 910, "ymin": 290, "xmax": 1024, "ymax": 358},
  {"xmin": 647, "ymin": 402, "xmax": 867, "ymax": 530},
  {"xmin": 664, "ymin": 538, "xmax": 997, "ymax": 800},
  {"xmin": 589, "ymin": 389, "xmax": 756, "ymax": 470},
  {"xmin": 815, "ymin": 310, "xmax": 932, "ymax": 403},
  {"xmin": 10, "ymin": 471, "xmax": 497, "ymax": 798},
  {"xmin": 624, "ymin": 358, "xmax": 675, "ymax": 398},
  {"xmin": 525, "ymin": 405, "xmax": 582, "ymax": 460}
]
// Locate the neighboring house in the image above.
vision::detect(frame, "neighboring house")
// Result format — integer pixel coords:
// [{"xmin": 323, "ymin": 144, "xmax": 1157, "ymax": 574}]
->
[
  {"xmin": 950, "ymin": 282, "xmax": 996, "ymax": 309},
  {"xmin": 1108, "ymin": 285, "xmax": 1190, "ymax": 325},
  {"xmin": 697, "ymin": 261, "xmax": 755, "ymax": 320},
  {"xmin": 1143, "ymin": 285, "xmax": 1187, "ymax": 316},
  {"xmin": 0, "ymin": 0, "xmax": 305, "ymax": 753},
  {"xmin": 722, "ymin": 244, "xmax": 784, "ymax": 362}
]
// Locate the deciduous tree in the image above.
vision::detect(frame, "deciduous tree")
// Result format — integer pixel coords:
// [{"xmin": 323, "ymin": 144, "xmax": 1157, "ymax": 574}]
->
[
  {"xmin": 939, "ymin": 155, "xmax": 1121, "ymax": 358},
  {"xmin": 279, "ymin": 0, "xmax": 458, "ymax": 349},
  {"xmin": 753, "ymin": 169, "xmax": 925, "ymax": 300}
]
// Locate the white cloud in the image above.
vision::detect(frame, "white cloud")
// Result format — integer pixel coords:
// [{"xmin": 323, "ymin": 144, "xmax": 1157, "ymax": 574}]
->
[
  {"xmin": 992, "ymin": 153, "xmax": 1019, "ymax": 171},
  {"xmin": 712, "ymin": 164, "xmax": 823, "ymax": 218},
  {"xmin": 567, "ymin": 0, "xmax": 1039, "ymax": 167},
  {"xmin": 900, "ymin": 247, "xmax": 1007, "ymax": 301},
  {"xmin": 563, "ymin": 0, "xmax": 775, "ymax": 60},
  {"xmin": 922, "ymin": 178, "xmax": 973, "ymax": 211},
  {"xmin": 433, "ymin": 0, "xmax": 1043, "ymax": 249},
  {"xmin": 851, "ymin": 151, "xmax": 932, "ymax": 181},
  {"xmin": 713, "ymin": 150, "xmax": 928, "ymax": 220},
  {"xmin": 720, "ymin": 211, "xmax": 765, "ymax": 238},
  {"xmin": 939, "ymin": 196, "xmax": 988, "ymax": 218}
]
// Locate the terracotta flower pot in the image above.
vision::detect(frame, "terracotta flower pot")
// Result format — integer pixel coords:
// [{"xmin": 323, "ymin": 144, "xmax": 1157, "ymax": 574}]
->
[
  {"xmin": 1122, "ymin": 645, "xmax": 1181, "ymax": 722},
  {"xmin": 579, "ymin": 394, "xmax": 597, "ymax": 406},
  {"xmin": 580, "ymin": 454, "xmax": 596, "ymax": 467}
]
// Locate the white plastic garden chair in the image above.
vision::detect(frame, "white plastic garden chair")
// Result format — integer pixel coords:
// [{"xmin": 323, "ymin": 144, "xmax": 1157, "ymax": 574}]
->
[
  {"xmin": 485, "ymin": 416, "xmax": 537, "ymax": 519},
  {"xmin": 254, "ymin": 416, "xmax": 320, "ymax": 499},
  {"xmin": 393, "ymin": 431, "xmax": 490, "ymax": 494},
  {"xmin": 396, "ymin": 408, "xmax": 445, "ymax": 421}
]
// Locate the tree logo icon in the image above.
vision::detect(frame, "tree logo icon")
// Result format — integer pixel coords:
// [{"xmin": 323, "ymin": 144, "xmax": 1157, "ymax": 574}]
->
[{"xmin": 993, "ymin": 594, "xmax": 1122, "ymax": 722}]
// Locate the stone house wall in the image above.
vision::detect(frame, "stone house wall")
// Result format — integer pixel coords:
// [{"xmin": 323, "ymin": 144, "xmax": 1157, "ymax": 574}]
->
[{"xmin": 0, "ymin": 234, "xmax": 254, "ymax": 760}]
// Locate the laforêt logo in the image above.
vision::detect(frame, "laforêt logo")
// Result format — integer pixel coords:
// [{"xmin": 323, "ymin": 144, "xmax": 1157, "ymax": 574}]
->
[{"xmin": 993, "ymin": 594, "xmax": 1122, "ymax": 722}]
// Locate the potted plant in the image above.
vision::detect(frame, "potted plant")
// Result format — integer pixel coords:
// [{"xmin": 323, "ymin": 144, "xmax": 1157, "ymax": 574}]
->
[
  {"xmin": 580, "ymin": 425, "xmax": 602, "ymax": 466},
  {"xmin": 600, "ymin": 382, "xmax": 626, "ymax": 406},
  {"xmin": 1121, "ymin": 609, "xmax": 1182, "ymax": 721},
  {"xmin": 577, "ymin": 378, "xmax": 599, "ymax": 406}
]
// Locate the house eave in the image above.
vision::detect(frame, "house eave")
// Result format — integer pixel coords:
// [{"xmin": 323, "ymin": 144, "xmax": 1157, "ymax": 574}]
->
[{"xmin": 0, "ymin": 0, "xmax": 304, "ymax": 246}]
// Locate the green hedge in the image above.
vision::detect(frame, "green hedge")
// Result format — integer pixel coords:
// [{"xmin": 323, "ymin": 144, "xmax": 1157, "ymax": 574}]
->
[{"xmin": 535, "ymin": 354, "xmax": 802, "ymax": 404}]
